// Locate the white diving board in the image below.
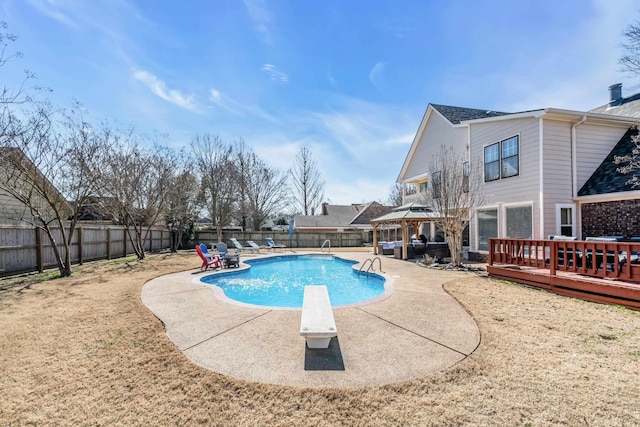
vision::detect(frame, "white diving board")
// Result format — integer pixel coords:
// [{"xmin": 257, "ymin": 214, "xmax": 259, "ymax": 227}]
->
[{"xmin": 300, "ymin": 285, "xmax": 337, "ymax": 349}]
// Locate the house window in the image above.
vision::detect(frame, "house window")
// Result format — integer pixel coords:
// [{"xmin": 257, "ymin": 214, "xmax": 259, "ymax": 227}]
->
[
  {"xmin": 405, "ymin": 183, "xmax": 416, "ymax": 195},
  {"xmin": 435, "ymin": 223, "xmax": 445, "ymax": 242},
  {"xmin": 432, "ymin": 171, "xmax": 441, "ymax": 198},
  {"xmin": 477, "ymin": 208, "xmax": 498, "ymax": 251},
  {"xmin": 484, "ymin": 135, "xmax": 519, "ymax": 181},
  {"xmin": 463, "ymin": 161, "xmax": 469, "ymax": 193},
  {"xmin": 419, "ymin": 181, "xmax": 428, "ymax": 193},
  {"xmin": 505, "ymin": 205, "xmax": 532, "ymax": 239}
]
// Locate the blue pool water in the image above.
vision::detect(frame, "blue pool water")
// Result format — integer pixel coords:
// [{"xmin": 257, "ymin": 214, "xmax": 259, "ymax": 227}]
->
[{"xmin": 200, "ymin": 255, "xmax": 386, "ymax": 308}]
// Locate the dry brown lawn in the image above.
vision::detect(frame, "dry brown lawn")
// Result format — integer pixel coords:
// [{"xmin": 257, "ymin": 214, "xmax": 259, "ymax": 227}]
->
[{"xmin": 1, "ymin": 252, "xmax": 639, "ymax": 426}]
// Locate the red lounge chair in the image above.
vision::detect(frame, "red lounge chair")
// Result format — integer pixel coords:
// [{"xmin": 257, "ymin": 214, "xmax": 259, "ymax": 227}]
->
[{"xmin": 195, "ymin": 245, "xmax": 222, "ymax": 271}]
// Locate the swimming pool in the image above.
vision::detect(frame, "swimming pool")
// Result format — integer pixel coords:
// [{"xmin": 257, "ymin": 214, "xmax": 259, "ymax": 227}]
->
[{"xmin": 199, "ymin": 255, "xmax": 388, "ymax": 308}]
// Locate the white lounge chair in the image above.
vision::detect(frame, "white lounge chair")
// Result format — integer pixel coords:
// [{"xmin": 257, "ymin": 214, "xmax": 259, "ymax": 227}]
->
[
  {"xmin": 230, "ymin": 237, "xmax": 258, "ymax": 253},
  {"xmin": 266, "ymin": 237, "xmax": 286, "ymax": 252},
  {"xmin": 247, "ymin": 240, "xmax": 269, "ymax": 253}
]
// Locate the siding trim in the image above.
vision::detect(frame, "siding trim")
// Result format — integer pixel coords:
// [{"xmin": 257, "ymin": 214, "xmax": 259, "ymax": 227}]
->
[{"xmin": 538, "ymin": 118, "xmax": 544, "ymax": 238}]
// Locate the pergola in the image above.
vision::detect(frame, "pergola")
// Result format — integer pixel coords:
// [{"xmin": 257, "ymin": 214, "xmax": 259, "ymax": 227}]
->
[{"xmin": 371, "ymin": 203, "xmax": 442, "ymax": 260}]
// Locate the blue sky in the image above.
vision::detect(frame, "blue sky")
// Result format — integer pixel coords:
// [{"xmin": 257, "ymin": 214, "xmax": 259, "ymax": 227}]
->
[{"xmin": 2, "ymin": 0, "xmax": 640, "ymax": 204}]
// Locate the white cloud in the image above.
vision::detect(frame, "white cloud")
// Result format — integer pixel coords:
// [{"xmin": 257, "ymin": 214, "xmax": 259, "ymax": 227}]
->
[
  {"xmin": 132, "ymin": 69, "xmax": 200, "ymax": 112},
  {"xmin": 369, "ymin": 61, "xmax": 386, "ymax": 90},
  {"xmin": 240, "ymin": 97, "xmax": 415, "ymax": 204},
  {"xmin": 261, "ymin": 64, "xmax": 289, "ymax": 82},
  {"xmin": 26, "ymin": 0, "xmax": 79, "ymax": 28},
  {"xmin": 209, "ymin": 87, "xmax": 280, "ymax": 123},
  {"xmin": 307, "ymin": 97, "xmax": 416, "ymax": 164},
  {"xmin": 243, "ymin": 0, "xmax": 273, "ymax": 45}
]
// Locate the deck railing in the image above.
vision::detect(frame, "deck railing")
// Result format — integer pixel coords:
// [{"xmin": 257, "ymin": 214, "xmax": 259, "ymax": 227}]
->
[{"xmin": 489, "ymin": 238, "xmax": 640, "ymax": 282}]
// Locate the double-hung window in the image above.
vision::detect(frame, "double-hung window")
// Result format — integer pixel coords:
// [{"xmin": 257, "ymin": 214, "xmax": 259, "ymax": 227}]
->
[
  {"xmin": 484, "ymin": 135, "xmax": 519, "ymax": 181},
  {"xmin": 432, "ymin": 171, "xmax": 442, "ymax": 199},
  {"xmin": 462, "ymin": 161, "xmax": 469, "ymax": 193}
]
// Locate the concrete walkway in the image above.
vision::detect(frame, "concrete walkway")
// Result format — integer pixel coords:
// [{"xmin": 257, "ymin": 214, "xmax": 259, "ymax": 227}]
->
[{"xmin": 141, "ymin": 252, "xmax": 480, "ymax": 388}]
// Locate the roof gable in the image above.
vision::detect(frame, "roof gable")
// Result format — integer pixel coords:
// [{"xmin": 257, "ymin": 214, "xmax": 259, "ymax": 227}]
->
[
  {"xmin": 398, "ymin": 104, "xmax": 512, "ymax": 182},
  {"xmin": 430, "ymin": 104, "xmax": 511, "ymax": 124},
  {"xmin": 578, "ymin": 127, "xmax": 639, "ymax": 196}
]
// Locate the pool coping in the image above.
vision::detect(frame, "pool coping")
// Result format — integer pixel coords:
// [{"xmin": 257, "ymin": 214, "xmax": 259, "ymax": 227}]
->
[
  {"xmin": 141, "ymin": 251, "xmax": 481, "ymax": 388},
  {"xmin": 191, "ymin": 252, "xmax": 395, "ymax": 311}
]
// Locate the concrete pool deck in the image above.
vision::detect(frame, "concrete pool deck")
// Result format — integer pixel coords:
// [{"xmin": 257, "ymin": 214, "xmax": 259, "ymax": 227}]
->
[{"xmin": 141, "ymin": 251, "xmax": 481, "ymax": 388}]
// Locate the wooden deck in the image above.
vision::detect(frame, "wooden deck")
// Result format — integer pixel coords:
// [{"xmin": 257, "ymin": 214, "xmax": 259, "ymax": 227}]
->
[{"xmin": 488, "ymin": 238, "xmax": 640, "ymax": 311}]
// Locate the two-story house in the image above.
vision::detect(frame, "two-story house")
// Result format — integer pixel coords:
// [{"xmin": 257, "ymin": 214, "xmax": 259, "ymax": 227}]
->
[{"xmin": 398, "ymin": 84, "xmax": 640, "ymax": 260}]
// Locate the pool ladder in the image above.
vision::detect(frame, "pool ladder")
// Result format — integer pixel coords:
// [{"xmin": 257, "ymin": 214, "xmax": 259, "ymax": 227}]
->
[
  {"xmin": 321, "ymin": 239, "xmax": 331, "ymax": 253},
  {"xmin": 358, "ymin": 257, "xmax": 384, "ymax": 276}
]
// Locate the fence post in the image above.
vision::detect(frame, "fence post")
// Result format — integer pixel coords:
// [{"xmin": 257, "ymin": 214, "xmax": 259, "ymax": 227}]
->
[
  {"xmin": 35, "ymin": 227, "xmax": 43, "ymax": 273},
  {"xmin": 106, "ymin": 228, "xmax": 111, "ymax": 260},
  {"xmin": 149, "ymin": 229, "xmax": 153, "ymax": 253},
  {"xmin": 78, "ymin": 227, "xmax": 83, "ymax": 265}
]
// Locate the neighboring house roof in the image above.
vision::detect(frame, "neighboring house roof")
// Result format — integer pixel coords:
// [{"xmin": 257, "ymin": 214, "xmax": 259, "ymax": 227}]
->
[
  {"xmin": 351, "ymin": 201, "xmax": 392, "ymax": 225},
  {"xmin": 294, "ymin": 202, "xmax": 393, "ymax": 228},
  {"xmin": 578, "ymin": 127, "xmax": 639, "ymax": 196},
  {"xmin": 589, "ymin": 94, "xmax": 640, "ymax": 119},
  {"xmin": 430, "ymin": 104, "xmax": 511, "ymax": 124}
]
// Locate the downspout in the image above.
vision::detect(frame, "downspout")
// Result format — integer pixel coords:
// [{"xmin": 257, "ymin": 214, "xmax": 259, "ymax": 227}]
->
[
  {"xmin": 539, "ymin": 118, "xmax": 544, "ymax": 239},
  {"xmin": 571, "ymin": 116, "xmax": 587, "ymax": 198}
]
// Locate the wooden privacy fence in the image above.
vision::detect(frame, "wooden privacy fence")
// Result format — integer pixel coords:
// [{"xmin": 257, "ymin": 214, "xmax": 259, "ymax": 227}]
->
[
  {"xmin": 0, "ymin": 224, "xmax": 171, "ymax": 277},
  {"xmin": 193, "ymin": 230, "xmax": 363, "ymax": 249}
]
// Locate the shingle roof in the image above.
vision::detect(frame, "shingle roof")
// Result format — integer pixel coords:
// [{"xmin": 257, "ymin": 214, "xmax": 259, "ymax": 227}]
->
[
  {"xmin": 589, "ymin": 92, "xmax": 640, "ymax": 119},
  {"xmin": 294, "ymin": 202, "xmax": 393, "ymax": 228},
  {"xmin": 294, "ymin": 204, "xmax": 360, "ymax": 228},
  {"xmin": 430, "ymin": 104, "xmax": 511, "ymax": 124},
  {"xmin": 578, "ymin": 127, "xmax": 639, "ymax": 196}
]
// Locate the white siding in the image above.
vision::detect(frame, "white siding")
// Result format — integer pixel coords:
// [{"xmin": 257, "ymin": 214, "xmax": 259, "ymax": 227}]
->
[
  {"xmin": 542, "ymin": 119, "xmax": 573, "ymax": 237},
  {"xmin": 402, "ymin": 110, "xmax": 468, "ymax": 181},
  {"xmin": 575, "ymin": 123, "xmax": 628, "ymax": 187},
  {"xmin": 469, "ymin": 117, "xmax": 540, "ymax": 249}
]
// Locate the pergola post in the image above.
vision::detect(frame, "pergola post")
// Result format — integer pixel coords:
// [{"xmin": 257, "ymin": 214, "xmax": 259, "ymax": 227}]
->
[
  {"xmin": 401, "ymin": 219, "xmax": 408, "ymax": 260},
  {"xmin": 373, "ymin": 222, "xmax": 378, "ymax": 255}
]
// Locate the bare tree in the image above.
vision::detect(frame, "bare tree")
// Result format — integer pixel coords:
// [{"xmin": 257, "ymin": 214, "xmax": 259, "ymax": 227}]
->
[
  {"xmin": 0, "ymin": 104, "xmax": 105, "ymax": 276},
  {"xmin": 620, "ymin": 20, "xmax": 640, "ymax": 75},
  {"xmin": 165, "ymin": 166, "xmax": 199, "ymax": 252},
  {"xmin": 289, "ymin": 147, "xmax": 324, "ymax": 215},
  {"xmin": 95, "ymin": 130, "xmax": 177, "ymax": 259},
  {"xmin": 422, "ymin": 145, "xmax": 484, "ymax": 266},
  {"xmin": 386, "ymin": 183, "xmax": 404, "ymax": 206},
  {"xmin": 615, "ymin": 127, "xmax": 640, "ymax": 188},
  {"xmin": 0, "ymin": 21, "xmax": 48, "ymax": 106},
  {"xmin": 191, "ymin": 134, "xmax": 236, "ymax": 242},
  {"xmin": 233, "ymin": 142, "xmax": 289, "ymax": 231}
]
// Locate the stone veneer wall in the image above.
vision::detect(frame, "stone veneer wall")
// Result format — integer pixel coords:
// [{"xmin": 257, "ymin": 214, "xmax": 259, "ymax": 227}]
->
[{"xmin": 581, "ymin": 199, "xmax": 640, "ymax": 239}]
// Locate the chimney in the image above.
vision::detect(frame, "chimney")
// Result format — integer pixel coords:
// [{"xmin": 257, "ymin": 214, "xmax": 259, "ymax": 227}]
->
[
  {"xmin": 609, "ymin": 83, "xmax": 623, "ymax": 107},
  {"xmin": 321, "ymin": 202, "xmax": 328, "ymax": 215}
]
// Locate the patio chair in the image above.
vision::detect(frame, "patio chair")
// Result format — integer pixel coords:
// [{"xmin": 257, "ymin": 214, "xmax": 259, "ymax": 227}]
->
[
  {"xmin": 216, "ymin": 242, "xmax": 229, "ymax": 258},
  {"xmin": 195, "ymin": 244, "xmax": 222, "ymax": 271},
  {"xmin": 230, "ymin": 237, "xmax": 258, "ymax": 253},
  {"xmin": 247, "ymin": 240, "xmax": 269, "ymax": 253},
  {"xmin": 266, "ymin": 237, "xmax": 286, "ymax": 251}
]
